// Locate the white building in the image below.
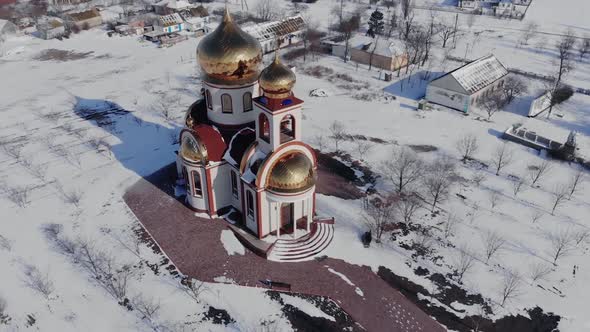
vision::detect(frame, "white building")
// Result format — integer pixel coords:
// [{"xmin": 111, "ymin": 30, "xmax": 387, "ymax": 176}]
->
[
  {"xmin": 36, "ymin": 17, "xmax": 66, "ymax": 40},
  {"xmin": 0, "ymin": 19, "xmax": 17, "ymax": 39},
  {"xmin": 242, "ymin": 15, "xmax": 305, "ymax": 54},
  {"xmin": 425, "ymin": 54, "xmax": 508, "ymax": 113},
  {"xmin": 459, "ymin": 0, "xmax": 531, "ymax": 18},
  {"xmin": 153, "ymin": 0, "xmax": 191, "ymax": 15},
  {"xmin": 178, "ymin": 9, "xmax": 326, "ymax": 251},
  {"xmin": 154, "ymin": 13, "xmax": 185, "ymax": 33}
]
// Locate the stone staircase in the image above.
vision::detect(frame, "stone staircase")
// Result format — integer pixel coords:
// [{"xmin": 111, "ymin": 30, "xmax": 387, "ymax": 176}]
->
[{"xmin": 268, "ymin": 220, "xmax": 334, "ymax": 262}]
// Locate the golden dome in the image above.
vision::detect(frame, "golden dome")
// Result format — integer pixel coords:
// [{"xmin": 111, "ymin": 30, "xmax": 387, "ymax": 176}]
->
[
  {"xmin": 180, "ymin": 133, "xmax": 208, "ymax": 164},
  {"xmin": 197, "ymin": 8, "xmax": 263, "ymax": 86},
  {"xmin": 259, "ymin": 53, "xmax": 296, "ymax": 98},
  {"xmin": 267, "ymin": 153, "xmax": 315, "ymax": 193}
]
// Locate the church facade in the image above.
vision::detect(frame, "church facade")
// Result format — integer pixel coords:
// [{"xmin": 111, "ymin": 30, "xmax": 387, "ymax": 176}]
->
[{"xmin": 176, "ymin": 9, "xmax": 317, "ymax": 240}]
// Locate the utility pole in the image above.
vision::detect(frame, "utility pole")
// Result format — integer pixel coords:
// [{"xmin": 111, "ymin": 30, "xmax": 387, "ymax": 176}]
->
[{"xmin": 452, "ymin": 13, "xmax": 458, "ymax": 49}]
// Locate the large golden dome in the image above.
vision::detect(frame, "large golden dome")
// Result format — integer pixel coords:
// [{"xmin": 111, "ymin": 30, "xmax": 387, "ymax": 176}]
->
[
  {"xmin": 267, "ymin": 153, "xmax": 315, "ymax": 193},
  {"xmin": 197, "ymin": 8, "xmax": 263, "ymax": 86},
  {"xmin": 259, "ymin": 53, "xmax": 296, "ymax": 98}
]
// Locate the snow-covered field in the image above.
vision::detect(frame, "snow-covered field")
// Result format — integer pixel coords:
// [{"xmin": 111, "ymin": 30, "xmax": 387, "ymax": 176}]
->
[{"xmin": 1, "ymin": 0, "xmax": 589, "ymax": 331}]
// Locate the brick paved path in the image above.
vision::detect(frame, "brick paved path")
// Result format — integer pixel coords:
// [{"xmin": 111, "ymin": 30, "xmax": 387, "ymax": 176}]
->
[{"xmin": 123, "ymin": 165, "xmax": 445, "ymax": 332}]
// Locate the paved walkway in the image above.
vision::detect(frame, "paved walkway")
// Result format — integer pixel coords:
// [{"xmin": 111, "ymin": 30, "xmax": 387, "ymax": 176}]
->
[{"xmin": 123, "ymin": 164, "xmax": 445, "ymax": 332}]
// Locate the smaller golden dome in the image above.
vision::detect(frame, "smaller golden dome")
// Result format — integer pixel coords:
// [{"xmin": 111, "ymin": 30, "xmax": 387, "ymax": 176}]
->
[
  {"xmin": 196, "ymin": 7, "xmax": 262, "ymax": 86},
  {"xmin": 180, "ymin": 133, "xmax": 208, "ymax": 164},
  {"xmin": 259, "ymin": 53, "xmax": 296, "ymax": 99},
  {"xmin": 267, "ymin": 153, "xmax": 315, "ymax": 193}
]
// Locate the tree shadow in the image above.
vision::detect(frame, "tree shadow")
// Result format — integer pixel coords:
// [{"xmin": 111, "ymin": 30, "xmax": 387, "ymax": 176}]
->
[
  {"xmin": 383, "ymin": 70, "xmax": 444, "ymax": 100},
  {"xmin": 503, "ymin": 94, "xmax": 536, "ymax": 117},
  {"xmin": 72, "ymin": 96, "xmax": 183, "ymax": 200}
]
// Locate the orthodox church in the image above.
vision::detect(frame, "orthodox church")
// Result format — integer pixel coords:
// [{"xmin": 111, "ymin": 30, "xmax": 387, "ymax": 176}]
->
[{"xmin": 177, "ymin": 8, "xmax": 318, "ymax": 241}]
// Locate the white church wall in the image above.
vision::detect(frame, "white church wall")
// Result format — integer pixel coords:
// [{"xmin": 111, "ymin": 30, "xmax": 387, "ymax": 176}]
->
[
  {"xmin": 204, "ymin": 82, "xmax": 259, "ymax": 126},
  {"xmin": 209, "ymin": 163, "xmax": 232, "ymax": 213},
  {"xmin": 184, "ymin": 165, "xmax": 208, "ymax": 212}
]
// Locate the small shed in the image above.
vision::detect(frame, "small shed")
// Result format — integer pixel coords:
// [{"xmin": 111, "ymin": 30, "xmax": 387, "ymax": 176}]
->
[
  {"xmin": 348, "ymin": 36, "xmax": 408, "ymax": 72},
  {"xmin": 66, "ymin": 8, "xmax": 103, "ymax": 30},
  {"xmin": 37, "ymin": 17, "xmax": 66, "ymax": 40}
]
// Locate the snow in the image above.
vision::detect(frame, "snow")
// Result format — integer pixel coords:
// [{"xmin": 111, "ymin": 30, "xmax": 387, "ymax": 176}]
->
[
  {"xmin": 220, "ymin": 230, "xmax": 245, "ymax": 256},
  {"xmin": 448, "ymin": 54, "xmax": 508, "ymax": 93},
  {"xmin": 326, "ymin": 267, "xmax": 364, "ymax": 298},
  {"xmin": 280, "ymin": 294, "xmax": 336, "ymax": 322},
  {"xmin": 1, "ymin": 0, "xmax": 590, "ymax": 331}
]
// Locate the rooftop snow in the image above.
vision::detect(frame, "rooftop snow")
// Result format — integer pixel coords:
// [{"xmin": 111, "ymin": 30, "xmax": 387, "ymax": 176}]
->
[
  {"xmin": 448, "ymin": 54, "xmax": 508, "ymax": 94},
  {"xmin": 242, "ymin": 15, "xmax": 305, "ymax": 42}
]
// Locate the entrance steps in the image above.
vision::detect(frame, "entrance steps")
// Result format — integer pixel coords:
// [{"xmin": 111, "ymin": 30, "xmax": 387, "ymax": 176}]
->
[{"xmin": 268, "ymin": 221, "xmax": 334, "ymax": 262}]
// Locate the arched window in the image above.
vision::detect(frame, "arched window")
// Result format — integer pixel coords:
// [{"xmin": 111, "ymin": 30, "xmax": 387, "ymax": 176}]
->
[
  {"xmin": 231, "ymin": 171, "xmax": 239, "ymax": 199},
  {"xmin": 246, "ymin": 191, "xmax": 254, "ymax": 219},
  {"xmin": 192, "ymin": 170, "xmax": 202, "ymax": 197},
  {"xmin": 205, "ymin": 90, "xmax": 212, "ymax": 110},
  {"xmin": 280, "ymin": 114, "xmax": 295, "ymax": 144},
  {"xmin": 221, "ymin": 94, "xmax": 232, "ymax": 113},
  {"xmin": 243, "ymin": 92, "xmax": 252, "ymax": 112},
  {"xmin": 182, "ymin": 167, "xmax": 190, "ymax": 192},
  {"xmin": 258, "ymin": 113, "xmax": 270, "ymax": 143}
]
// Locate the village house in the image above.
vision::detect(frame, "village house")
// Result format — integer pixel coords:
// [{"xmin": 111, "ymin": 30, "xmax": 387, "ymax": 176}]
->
[
  {"xmin": 36, "ymin": 16, "xmax": 66, "ymax": 40},
  {"xmin": 153, "ymin": 13, "xmax": 185, "ymax": 33},
  {"xmin": 242, "ymin": 15, "xmax": 305, "ymax": 54},
  {"xmin": 425, "ymin": 54, "xmax": 508, "ymax": 113},
  {"xmin": 65, "ymin": 8, "xmax": 102, "ymax": 30},
  {"xmin": 153, "ymin": 0, "xmax": 190, "ymax": 15},
  {"xmin": 344, "ymin": 36, "xmax": 408, "ymax": 72},
  {"xmin": 459, "ymin": 0, "xmax": 531, "ymax": 18}
]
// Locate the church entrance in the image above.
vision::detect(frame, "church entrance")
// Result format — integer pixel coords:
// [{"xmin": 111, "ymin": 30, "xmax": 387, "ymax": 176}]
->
[{"xmin": 280, "ymin": 203, "xmax": 294, "ymax": 229}]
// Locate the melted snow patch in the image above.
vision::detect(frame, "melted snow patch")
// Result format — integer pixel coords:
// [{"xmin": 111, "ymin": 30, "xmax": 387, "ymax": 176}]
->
[
  {"xmin": 326, "ymin": 267, "xmax": 364, "ymax": 297},
  {"xmin": 214, "ymin": 276, "xmax": 236, "ymax": 284},
  {"xmin": 280, "ymin": 294, "xmax": 336, "ymax": 322},
  {"xmin": 220, "ymin": 230, "xmax": 245, "ymax": 256}
]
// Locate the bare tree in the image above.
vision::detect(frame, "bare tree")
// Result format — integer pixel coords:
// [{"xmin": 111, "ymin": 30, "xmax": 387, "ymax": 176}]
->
[
  {"xmin": 335, "ymin": 12, "xmax": 361, "ymax": 63},
  {"xmin": 132, "ymin": 294, "xmax": 161, "ymax": 322},
  {"xmin": 478, "ymin": 91, "xmax": 509, "ymax": 120},
  {"xmin": 488, "ymin": 190, "xmax": 501, "ymax": 210},
  {"xmin": 455, "ymin": 247, "xmax": 475, "ymax": 284},
  {"xmin": 578, "ymin": 36, "xmax": 590, "ymax": 59},
  {"xmin": 501, "ymin": 76, "xmax": 528, "ymax": 103},
  {"xmin": 438, "ymin": 19, "xmax": 455, "ymax": 48},
  {"xmin": 499, "ymin": 271, "xmax": 522, "ymax": 307},
  {"xmin": 22, "ymin": 265, "xmax": 54, "ymax": 299},
  {"xmin": 328, "ymin": 121, "xmax": 346, "ymax": 152},
  {"xmin": 471, "ymin": 171, "xmax": 486, "ymax": 187},
  {"xmin": 0, "ymin": 234, "xmax": 11, "ymax": 251},
  {"xmin": 490, "ymin": 143, "xmax": 513, "ymax": 176},
  {"xmin": 395, "ymin": 194, "xmax": 421, "ymax": 225},
  {"xmin": 528, "ymin": 262, "xmax": 552, "ymax": 283},
  {"xmin": 1, "ymin": 183, "xmax": 32, "ymax": 208},
  {"xmin": 519, "ymin": 21, "xmax": 538, "ymax": 46},
  {"xmin": 567, "ymin": 168, "xmax": 585, "ymax": 199},
  {"xmin": 423, "ymin": 158, "xmax": 456, "ymax": 211},
  {"xmin": 442, "ymin": 212, "xmax": 458, "ymax": 239},
  {"xmin": 178, "ymin": 277, "xmax": 207, "ymax": 304},
  {"xmin": 455, "ymin": 133, "xmax": 479, "ymax": 162},
  {"xmin": 482, "ymin": 231, "xmax": 505, "ymax": 264},
  {"xmin": 368, "ymin": 35, "xmax": 381, "ymax": 71},
  {"xmin": 530, "ymin": 209, "xmax": 544, "ymax": 223},
  {"xmin": 512, "ymin": 176, "xmax": 527, "ymax": 197},
  {"xmin": 55, "ymin": 182, "xmax": 83, "ymax": 208},
  {"xmin": 527, "ymin": 160, "xmax": 552, "ymax": 187},
  {"xmin": 362, "ymin": 198, "xmax": 397, "ymax": 243},
  {"xmin": 354, "ymin": 139, "xmax": 374, "ymax": 161},
  {"xmin": 312, "ymin": 134, "xmax": 326, "ymax": 151},
  {"xmin": 574, "ymin": 229, "xmax": 590, "ymax": 246},
  {"xmin": 380, "ymin": 147, "xmax": 423, "ymax": 193},
  {"xmin": 550, "ymin": 184, "xmax": 569, "ymax": 215},
  {"xmin": 555, "ymin": 30, "xmax": 577, "ymax": 88},
  {"xmin": 254, "ymin": 0, "xmax": 278, "ymax": 22},
  {"xmin": 549, "ymin": 229, "xmax": 577, "ymax": 265}
]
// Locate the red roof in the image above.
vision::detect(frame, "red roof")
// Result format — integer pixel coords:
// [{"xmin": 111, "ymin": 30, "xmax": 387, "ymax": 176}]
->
[
  {"xmin": 193, "ymin": 125, "xmax": 227, "ymax": 162},
  {"xmin": 0, "ymin": 0, "xmax": 17, "ymax": 6}
]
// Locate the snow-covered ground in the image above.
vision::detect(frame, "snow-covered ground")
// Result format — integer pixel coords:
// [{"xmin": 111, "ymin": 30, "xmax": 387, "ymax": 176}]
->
[{"xmin": 1, "ymin": 0, "xmax": 589, "ymax": 331}]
